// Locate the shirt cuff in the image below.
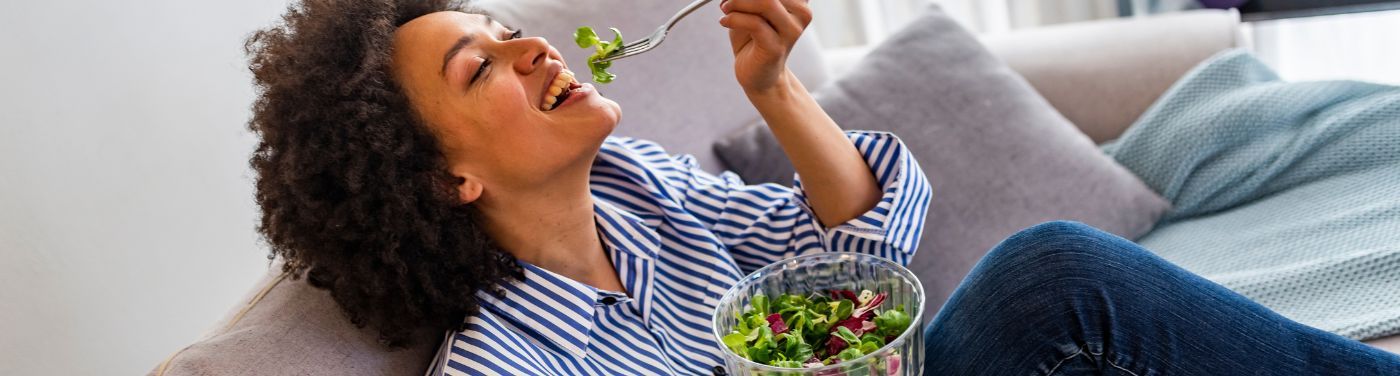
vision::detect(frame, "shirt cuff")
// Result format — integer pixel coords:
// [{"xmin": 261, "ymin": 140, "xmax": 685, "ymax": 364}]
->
[{"xmin": 792, "ymin": 131, "xmax": 931, "ymax": 255}]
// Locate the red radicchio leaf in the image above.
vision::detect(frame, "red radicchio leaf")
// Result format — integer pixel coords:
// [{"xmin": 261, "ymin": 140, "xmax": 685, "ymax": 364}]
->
[
  {"xmin": 839, "ymin": 289, "xmax": 860, "ymax": 302},
  {"xmin": 834, "ymin": 316, "xmax": 866, "ymax": 336},
  {"xmin": 864, "ymin": 292, "xmax": 887, "ymax": 310},
  {"xmin": 766, "ymin": 313, "xmax": 789, "ymax": 335},
  {"xmin": 825, "ymin": 334, "xmax": 848, "ymax": 355},
  {"xmin": 860, "ymin": 320, "xmax": 877, "ymax": 333},
  {"xmin": 852, "ymin": 292, "xmax": 887, "ymax": 319}
]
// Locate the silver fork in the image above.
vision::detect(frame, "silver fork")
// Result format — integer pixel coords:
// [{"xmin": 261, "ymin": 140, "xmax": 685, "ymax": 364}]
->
[{"xmin": 595, "ymin": 0, "xmax": 716, "ymax": 63}]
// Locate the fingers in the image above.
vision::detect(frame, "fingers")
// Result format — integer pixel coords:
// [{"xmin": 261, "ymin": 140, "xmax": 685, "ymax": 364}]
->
[
  {"xmin": 778, "ymin": 0, "xmax": 813, "ymax": 27},
  {"xmin": 720, "ymin": 12, "xmax": 782, "ymax": 53},
  {"xmin": 721, "ymin": 0, "xmax": 808, "ymax": 43},
  {"xmin": 723, "ymin": 19, "xmax": 751, "ymax": 55}
]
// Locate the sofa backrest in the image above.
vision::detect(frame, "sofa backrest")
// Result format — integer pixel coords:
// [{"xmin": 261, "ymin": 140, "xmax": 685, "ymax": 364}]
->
[
  {"xmin": 979, "ymin": 9, "xmax": 1242, "ymax": 143},
  {"xmin": 150, "ymin": 267, "xmax": 438, "ymax": 376}
]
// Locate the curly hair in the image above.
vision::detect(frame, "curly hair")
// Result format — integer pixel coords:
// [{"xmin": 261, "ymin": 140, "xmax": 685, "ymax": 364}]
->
[{"xmin": 244, "ymin": 0, "xmax": 519, "ymax": 347}]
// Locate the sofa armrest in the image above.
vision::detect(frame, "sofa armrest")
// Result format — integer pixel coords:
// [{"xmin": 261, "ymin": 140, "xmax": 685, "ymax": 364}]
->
[
  {"xmin": 149, "ymin": 262, "xmax": 438, "ymax": 376},
  {"xmin": 1367, "ymin": 335, "xmax": 1400, "ymax": 355},
  {"xmin": 980, "ymin": 9, "xmax": 1243, "ymax": 143}
]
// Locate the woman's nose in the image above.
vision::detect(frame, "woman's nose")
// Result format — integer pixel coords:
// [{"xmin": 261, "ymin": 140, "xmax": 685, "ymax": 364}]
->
[{"xmin": 511, "ymin": 37, "xmax": 552, "ymax": 75}]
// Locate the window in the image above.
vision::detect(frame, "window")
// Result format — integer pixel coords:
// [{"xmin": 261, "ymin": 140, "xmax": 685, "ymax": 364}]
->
[{"xmin": 809, "ymin": 1, "xmax": 1400, "ymax": 85}]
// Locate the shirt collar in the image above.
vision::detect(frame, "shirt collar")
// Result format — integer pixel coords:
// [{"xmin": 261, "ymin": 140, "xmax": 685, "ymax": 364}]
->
[
  {"xmin": 593, "ymin": 199, "xmax": 660, "ymax": 261},
  {"xmin": 475, "ymin": 198, "xmax": 661, "ymax": 358},
  {"xmin": 476, "ymin": 261, "xmax": 598, "ymax": 357}
]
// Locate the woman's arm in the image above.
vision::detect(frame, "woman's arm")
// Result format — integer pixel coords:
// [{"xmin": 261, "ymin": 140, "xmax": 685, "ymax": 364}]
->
[
  {"xmin": 748, "ymin": 73, "xmax": 881, "ymax": 227},
  {"xmin": 720, "ymin": 0, "xmax": 881, "ymax": 227}
]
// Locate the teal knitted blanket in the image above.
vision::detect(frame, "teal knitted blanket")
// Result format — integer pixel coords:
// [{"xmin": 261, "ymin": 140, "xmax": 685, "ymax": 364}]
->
[{"xmin": 1104, "ymin": 50, "xmax": 1400, "ymax": 341}]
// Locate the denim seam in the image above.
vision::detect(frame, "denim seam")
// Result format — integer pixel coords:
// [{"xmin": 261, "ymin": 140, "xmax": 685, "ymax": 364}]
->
[
  {"xmin": 1046, "ymin": 345, "xmax": 1143, "ymax": 376},
  {"xmin": 1106, "ymin": 359, "xmax": 1142, "ymax": 376},
  {"xmin": 1045, "ymin": 347, "xmax": 1085, "ymax": 375},
  {"xmin": 1088, "ymin": 348, "xmax": 1143, "ymax": 376}
]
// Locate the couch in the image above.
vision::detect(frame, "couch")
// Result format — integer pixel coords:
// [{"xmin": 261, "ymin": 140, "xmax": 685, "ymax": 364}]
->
[{"xmin": 151, "ymin": 8, "xmax": 1399, "ymax": 376}]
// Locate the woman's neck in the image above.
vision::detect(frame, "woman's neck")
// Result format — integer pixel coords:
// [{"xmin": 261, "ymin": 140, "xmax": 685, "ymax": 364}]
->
[{"xmin": 475, "ymin": 178, "xmax": 624, "ymax": 293}]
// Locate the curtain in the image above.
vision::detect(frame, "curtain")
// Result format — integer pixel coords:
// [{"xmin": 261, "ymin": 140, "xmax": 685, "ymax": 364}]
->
[
  {"xmin": 1248, "ymin": 10, "xmax": 1400, "ymax": 84},
  {"xmin": 809, "ymin": 0, "xmax": 1120, "ymax": 48}
]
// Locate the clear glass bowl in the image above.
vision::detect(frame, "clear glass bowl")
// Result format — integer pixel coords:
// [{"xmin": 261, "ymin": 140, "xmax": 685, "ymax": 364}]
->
[{"xmin": 711, "ymin": 252, "xmax": 925, "ymax": 376}]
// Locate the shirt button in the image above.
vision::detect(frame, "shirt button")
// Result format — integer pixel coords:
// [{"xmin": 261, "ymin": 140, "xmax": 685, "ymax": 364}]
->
[{"xmin": 601, "ymin": 296, "xmax": 618, "ymax": 305}]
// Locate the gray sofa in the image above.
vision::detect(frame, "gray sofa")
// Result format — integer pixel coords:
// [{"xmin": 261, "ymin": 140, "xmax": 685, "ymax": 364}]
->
[{"xmin": 151, "ymin": 9, "xmax": 1398, "ymax": 376}]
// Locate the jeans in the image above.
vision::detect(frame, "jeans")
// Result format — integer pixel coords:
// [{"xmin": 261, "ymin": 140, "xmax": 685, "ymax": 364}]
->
[{"xmin": 921, "ymin": 221, "xmax": 1400, "ymax": 375}]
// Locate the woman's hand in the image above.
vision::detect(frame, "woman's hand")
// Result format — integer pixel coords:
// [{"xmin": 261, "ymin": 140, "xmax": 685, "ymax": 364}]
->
[
  {"xmin": 718, "ymin": 0, "xmax": 812, "ymax": 96},
  {"xmin": 718, "ymin": 0, "xmax": 881, "ymax": 227}
]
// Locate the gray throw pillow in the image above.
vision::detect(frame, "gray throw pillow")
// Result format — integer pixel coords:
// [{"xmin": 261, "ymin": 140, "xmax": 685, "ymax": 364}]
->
[{"xmin": 713, "ymin": 4, "xmax": 1170, "ymax": 318}]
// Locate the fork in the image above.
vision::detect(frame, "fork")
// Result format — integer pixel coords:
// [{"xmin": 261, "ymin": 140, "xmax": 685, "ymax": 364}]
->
[{"xmin": 595, "ymin": 0, "xmax": 717, "ymax": 63}]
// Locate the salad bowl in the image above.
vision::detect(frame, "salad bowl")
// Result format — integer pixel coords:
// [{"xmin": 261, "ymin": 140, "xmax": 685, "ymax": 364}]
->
[{"xmin": 711, "ymin": 252, "xmax": 925, "ymax": 376}]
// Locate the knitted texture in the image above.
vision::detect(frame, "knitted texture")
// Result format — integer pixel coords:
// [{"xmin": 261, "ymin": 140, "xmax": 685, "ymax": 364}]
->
[{"xmin": 1104, "ymin": 50, "xmax": 1400, "ymax": 340}]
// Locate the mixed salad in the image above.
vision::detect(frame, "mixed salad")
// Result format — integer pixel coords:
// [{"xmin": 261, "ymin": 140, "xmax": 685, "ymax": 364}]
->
[
  {"xmin": 573, "ymin": 26, "xmax": 623, "ymax": 84},
  {"xmin": 721, "ymin": 289, "xmax": 913, "ymax": 369}
]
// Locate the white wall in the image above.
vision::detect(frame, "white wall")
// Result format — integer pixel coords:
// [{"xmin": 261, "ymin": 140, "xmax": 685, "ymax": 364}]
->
[
  {"xmin": 1248, "ymin": 9, "xmax": 1400, "ymax": 85},
  {"xmin": 808, "ymin": 0, "xmax": 1123, "ymax": 49},
  {"xmin": 0, "ymin": 1, "xmax": 288, "ymax": 374}
]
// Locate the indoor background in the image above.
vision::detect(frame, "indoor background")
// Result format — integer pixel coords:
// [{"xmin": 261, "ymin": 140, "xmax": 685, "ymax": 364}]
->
[{"xmin": 2, "ymin": 0, "xmax": 1398, "ymax": 374}]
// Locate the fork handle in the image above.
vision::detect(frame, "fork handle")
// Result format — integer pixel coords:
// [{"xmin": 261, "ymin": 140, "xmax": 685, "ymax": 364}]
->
[{"xmin": 662, "ymin": 0, "xmax": 717, "ymax": 32}]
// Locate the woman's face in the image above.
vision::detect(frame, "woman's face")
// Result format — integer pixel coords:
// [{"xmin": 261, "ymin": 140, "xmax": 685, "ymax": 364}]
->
[{"xmin": 391, "ymin": 11, "xmax": 620, "ymax": 202}]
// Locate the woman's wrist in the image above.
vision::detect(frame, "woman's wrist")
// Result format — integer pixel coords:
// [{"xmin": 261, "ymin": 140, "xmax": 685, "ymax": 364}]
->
[
  {"xmin": 743, "ymin": 69, "xmax": 803, "ymax": 109},
  {"xmin": 741, "ymin": 68, "xmax": 882, "ymax": 226}
]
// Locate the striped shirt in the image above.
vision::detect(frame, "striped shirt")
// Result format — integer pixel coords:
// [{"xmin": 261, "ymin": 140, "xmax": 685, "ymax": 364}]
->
[{"xmin": 429, "ymin": 131, "xmax": 931, "ymax": 375}]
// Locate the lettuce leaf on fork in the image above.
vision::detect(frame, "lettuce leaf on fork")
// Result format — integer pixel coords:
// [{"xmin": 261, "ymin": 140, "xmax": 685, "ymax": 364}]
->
[{"xmin": 573, "ymin": 26, "xmax": 623, "ymax": 84}]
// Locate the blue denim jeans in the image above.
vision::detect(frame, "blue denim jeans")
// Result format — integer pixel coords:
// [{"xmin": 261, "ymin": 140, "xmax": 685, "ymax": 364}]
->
[{"xmin": 922, "ymin": 221, "xmax": 1400, "ymax": 375}]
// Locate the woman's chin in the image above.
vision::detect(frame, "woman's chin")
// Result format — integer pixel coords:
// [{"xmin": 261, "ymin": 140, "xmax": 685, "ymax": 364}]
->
[
  {"xmin": 571, "ymin": 102, "xmax": 619, "ymax": 146},
  {"xmin": 599, "ymin": 100, "xmax": 621, "ymax": 130},
  {"xmin": 582, "ymin": 87, "xmax": 622, "ymax": 127},
  {"xmin": 579, "ymin": 96, "xmax": 621, "ymax": 135}
]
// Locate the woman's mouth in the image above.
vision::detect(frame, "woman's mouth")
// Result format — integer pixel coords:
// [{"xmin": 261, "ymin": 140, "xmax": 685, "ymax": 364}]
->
[{"xmin": 541, "ymin": 70, "xmax": 583, "ymax": 112}]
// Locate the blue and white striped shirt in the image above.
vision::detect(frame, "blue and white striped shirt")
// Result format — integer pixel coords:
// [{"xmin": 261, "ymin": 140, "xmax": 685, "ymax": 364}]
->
[{"xmin": 430, "ymin": 131, "xmax": 931, "ymax": 375}]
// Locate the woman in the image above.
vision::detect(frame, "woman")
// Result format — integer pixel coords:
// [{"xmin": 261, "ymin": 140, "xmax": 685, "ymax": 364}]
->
[{"xmin": 244, "ymin": 0, "xmax": 1400, "ymax": 375}]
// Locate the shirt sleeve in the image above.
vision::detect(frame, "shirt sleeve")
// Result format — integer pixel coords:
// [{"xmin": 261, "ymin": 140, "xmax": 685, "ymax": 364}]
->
[{"xmin": 669, "ymin": 131, "xmax": 932, "ymax": 273}]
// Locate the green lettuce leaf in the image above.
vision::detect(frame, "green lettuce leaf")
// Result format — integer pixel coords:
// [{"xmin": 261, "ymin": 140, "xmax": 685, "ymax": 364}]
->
[
  {"xmin": 837, "ymin": 347, "xmax": 864, "ymax": 360},
  {"xmin": 722, "ymin": 332, "xmax": 748, "ymax": 355},
  {"xmin": 574, "ymin": 26, "xmax": 599, "ymax": 48},
  {"xmin": 874, "ymin": 305, "xmax": 912, "ymax": 337},
  {"xmin": 573, "ymin": 26, "xmax": 623, "ymax": 83}
]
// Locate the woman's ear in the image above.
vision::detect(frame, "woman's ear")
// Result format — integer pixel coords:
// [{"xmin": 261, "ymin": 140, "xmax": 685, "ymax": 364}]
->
[
  {"xmin": 450, "ymin": 163, "xmax": 484, "ymax": 204},
  {"xmin": 457, "ymin": 177, "xmax": 483, "ymax": 204}
]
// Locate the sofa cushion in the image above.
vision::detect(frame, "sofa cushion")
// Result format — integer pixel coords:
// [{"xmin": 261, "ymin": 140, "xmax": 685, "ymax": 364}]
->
[
  {"xmin": 1368, "ymin": 335, "xmax": 1400, "ymax": 354},
  {"xmin": 474, "ymin": 0, "xmax": 829, "ymax": 172},
  {"xmin": 979, "ymin": 9, "xmax": 1241, "ymax": 143},
  {"xmin": 150, "ymin": 267, "xmax": 438, "ymax": 376},
  {"xmin": 713, "ymin": 4, "xmax": 1170, "ymax": 319}
]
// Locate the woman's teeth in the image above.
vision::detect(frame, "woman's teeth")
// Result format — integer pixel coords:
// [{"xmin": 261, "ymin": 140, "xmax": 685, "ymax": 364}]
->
[{"xmin": 541, "ymin": 70, "xmax": 577, "ymax": 111}]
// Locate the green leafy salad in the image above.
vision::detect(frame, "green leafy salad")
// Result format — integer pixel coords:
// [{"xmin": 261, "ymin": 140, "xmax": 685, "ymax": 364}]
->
[
  {"xmin": 573, "ymin": 26, "xmax": 623, "ymax": 84},
  {"xmin": 721, "ymin": 289, "xmax": 913, "ymax": 369}
]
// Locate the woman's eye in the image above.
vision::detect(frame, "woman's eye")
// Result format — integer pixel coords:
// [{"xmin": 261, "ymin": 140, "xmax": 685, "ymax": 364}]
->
[
  {"xmin": 470, "ymin": 59, "xmax": 490, "ymax": 85},
  {"xmin": 467, "ymin": 30, "xmax": 522, "ymax": 87}
]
